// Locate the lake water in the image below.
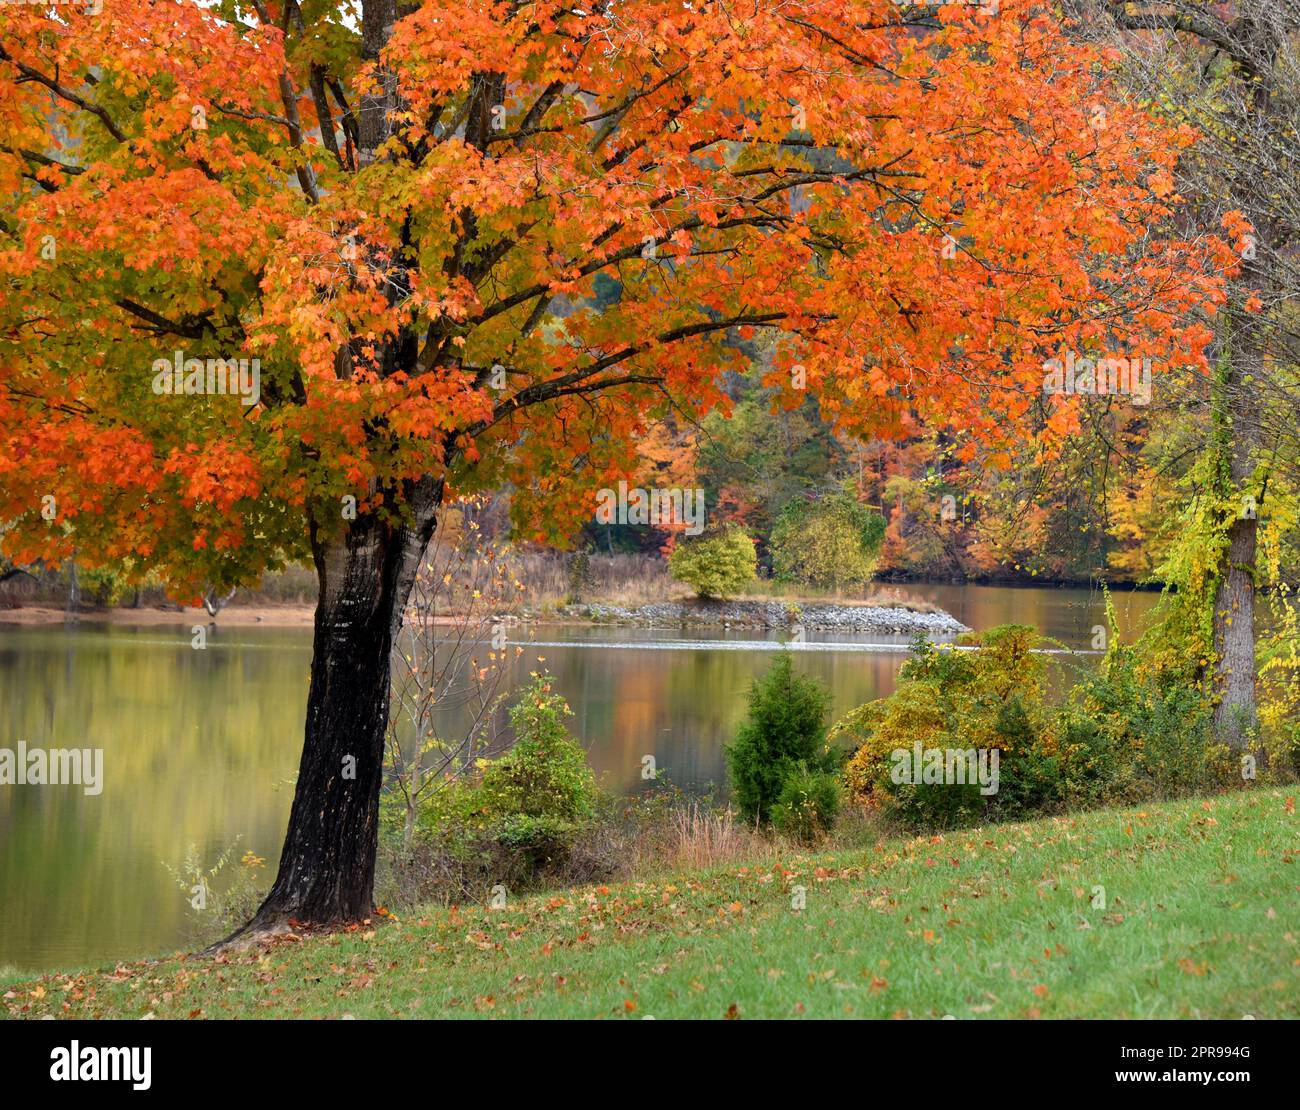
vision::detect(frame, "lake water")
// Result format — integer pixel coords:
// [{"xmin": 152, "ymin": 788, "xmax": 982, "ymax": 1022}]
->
[{"xmin": 0, "ymin": 583, "xmax": 1157, "ymax": 972}]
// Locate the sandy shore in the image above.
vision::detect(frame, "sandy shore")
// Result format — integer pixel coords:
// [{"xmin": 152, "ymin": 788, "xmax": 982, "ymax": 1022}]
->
[
  {"xmin": 0, "ymin": 605, "xmax": 589, "ymax": 629},
  {"xmin": 0, "ymin": 604, "xmax": 317, "ymax": 627}
]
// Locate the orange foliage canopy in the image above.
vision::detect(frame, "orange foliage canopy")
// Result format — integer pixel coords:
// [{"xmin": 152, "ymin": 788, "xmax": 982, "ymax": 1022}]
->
[{"xmin": 0, "ymin": 1, "xmax": 1233, "ymax": 595}]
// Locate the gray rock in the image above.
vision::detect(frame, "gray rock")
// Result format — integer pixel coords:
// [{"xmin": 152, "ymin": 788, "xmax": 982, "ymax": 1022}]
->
[{"xmin": 565, "ymin": 599, "xmax": 968, "ymax": 636}]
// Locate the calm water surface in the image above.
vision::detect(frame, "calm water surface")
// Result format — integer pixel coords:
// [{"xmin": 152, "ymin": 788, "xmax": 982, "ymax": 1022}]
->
[{"xmin": 0, "ymin": 583, "xmax": 1156, "ymax": 971}]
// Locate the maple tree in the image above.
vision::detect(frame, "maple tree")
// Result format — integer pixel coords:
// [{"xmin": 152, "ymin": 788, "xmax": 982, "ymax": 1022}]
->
[{"xmin": 0, "ymin": 0, "xmax": 1232, "ymax": 934}]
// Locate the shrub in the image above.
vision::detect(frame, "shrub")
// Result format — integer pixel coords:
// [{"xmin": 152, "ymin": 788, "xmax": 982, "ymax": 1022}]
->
[
  {"xmin": 1057, "ymin": 644, "xmax": 1226, "ymax": 804},
  {"xmin": 669, "ymin": 525, "xmax": 757, "ymax": 599},
  {"xmin": 838, "ymin": 626, "xmax": 1050, "ymax": 817},
  {"xmin": 478, "ymin": 674, "xmax": 597, "ymax": 824},
  {"xmin": 886, "ymin": 772, "xmax": 988, "ymax": 830},
  {"xmin": 770, "ymin": 764, "xmax": 841, "ymax": 843},
  {"xmin": 393, "ymin": 674, "xmax": 599, "ymax": 895},
  {"xmin": 566, "ymin": 550, "xmax": 592, "ymax": 602},
  {"xmin": 835, "ymin": 621, "xmax": 1238, "ymax": 832},
  {"xmin": 727, "ymin": 652, "xmax": 832, "ymax": 823},
  {"xmin": 770, "ymin": 491, "xmax": 886, "ymax": 589},
  {"xmin": 162, "ymin": 841, "xmax": 268, "ymax": 940},
  {"xmin": 836, "ymin": 684, "xmax": 946, "ymax": 804},
  {"xmin": 836, "ymin": 625, "xmax": 1069, "ymax": 828}
]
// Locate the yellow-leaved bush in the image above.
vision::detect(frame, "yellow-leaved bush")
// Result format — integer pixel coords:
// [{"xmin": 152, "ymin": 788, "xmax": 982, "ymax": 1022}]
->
[{"xmin": 833, "ymin": 623, "xmax": 1248, "ymax": 830}]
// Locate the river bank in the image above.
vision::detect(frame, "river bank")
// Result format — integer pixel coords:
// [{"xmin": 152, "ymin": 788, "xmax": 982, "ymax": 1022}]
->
[
  {"xmin": 0, "ymin": 584, "xmax": 1156, "ymax": 970},
  {"xmin": 0, "ymin": 596, "xmax": 969, "ymax": 636}
]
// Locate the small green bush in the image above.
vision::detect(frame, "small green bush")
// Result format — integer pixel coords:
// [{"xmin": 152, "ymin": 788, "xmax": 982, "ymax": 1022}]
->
[
  {"xmin": 478, "ymin": 674, "xmax": 597, "ymax": 824},
  {"xmin": 728, "ymin": 652, "xmax": 833, "ymax": 823},
  {"xmin": 400, "ymin": 674, "xmax": 599, "ymax": 893},
  {"xmin": 1057, "ymin": 644, "xmax": 1226, "ymax": 804},
  {"xmin": 770, "ymin": 764, "xmax": 841, "ymax": 843},
  {"xmin": 669, "ymin": 526, "xmax": 757, "ymax": 599}
]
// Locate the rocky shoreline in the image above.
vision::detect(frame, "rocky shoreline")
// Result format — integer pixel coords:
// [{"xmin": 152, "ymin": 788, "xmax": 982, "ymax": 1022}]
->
[{"xmin": 558, "ymin": 599, "xmax": 969, "ymax": 636}]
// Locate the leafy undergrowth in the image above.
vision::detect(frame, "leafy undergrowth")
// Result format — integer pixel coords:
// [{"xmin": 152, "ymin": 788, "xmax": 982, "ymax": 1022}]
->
[{"xmin": 4, "ymin": 790, "xmax": 1296, "ymax": 1020}]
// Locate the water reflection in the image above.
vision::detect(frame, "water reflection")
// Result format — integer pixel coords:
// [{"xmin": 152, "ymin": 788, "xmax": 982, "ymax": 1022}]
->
[{"xmin": 0, "ymin": 584, "xmax": 1157, "ymax": 971}]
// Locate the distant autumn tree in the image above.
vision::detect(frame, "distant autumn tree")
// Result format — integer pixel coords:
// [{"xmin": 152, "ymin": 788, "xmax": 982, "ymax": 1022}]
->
[
  {"xmin": 0, "ymin": 0, "xmax": 1229, "ymax": 936},
  {"xmin": 632, "ymin": 413, "xmax": 700, "ymax": 552},
  {"xmin": 770, "ymin": 489, "xmax": 885, "ymax": 590}
]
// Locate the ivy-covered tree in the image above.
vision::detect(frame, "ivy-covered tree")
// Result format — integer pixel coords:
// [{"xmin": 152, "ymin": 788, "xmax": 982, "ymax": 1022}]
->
[{"xmin": 1095, "ymin": 0, "xmax": 1300, "ymax": 747}]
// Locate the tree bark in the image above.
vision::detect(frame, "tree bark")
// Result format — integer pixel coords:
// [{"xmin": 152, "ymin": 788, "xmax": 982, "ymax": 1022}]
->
[
  {"xmin": 1211, "ymin": 317, "xmax": 1260, "ymax": 750},
  {"xmin": 1212, "ymin": 509, "xmax": 1257, "ymax": 748},
  {"xmin": 236, "ymin": 478, "xmax": 443, "ymax": 935}
]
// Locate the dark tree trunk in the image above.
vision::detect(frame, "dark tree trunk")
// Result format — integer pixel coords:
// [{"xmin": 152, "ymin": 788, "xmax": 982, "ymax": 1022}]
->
[
  {"xmin": 239, "ymin": 478, "xmax": 443, "ymax": 934},
  {"xmin": 66, "ymin": 554, "xmax": 79, "ymax": 615}
]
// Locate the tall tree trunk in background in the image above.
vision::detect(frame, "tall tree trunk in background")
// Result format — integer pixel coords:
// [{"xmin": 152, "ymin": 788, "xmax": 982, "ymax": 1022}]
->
[
  {"xmin": 241, "ymin": 479, "xmax": 443, "ymax": 933},
  {"xmin": 1211, "ymin": 315, "xmax": 1260, "ymax": 750},
  {"xmin": 1205, "ymin": 15, "xmax": 1279, "ymax": 751},
  {"xmin": 66, "ymin": 553, "xmax": 78, "ymax": 616}
]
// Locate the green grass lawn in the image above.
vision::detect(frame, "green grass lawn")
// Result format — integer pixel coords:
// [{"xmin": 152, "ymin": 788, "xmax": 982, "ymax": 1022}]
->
[{"xmin": 4, "ymin": 789, "xmax": 1297, "ymax": 1019}]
